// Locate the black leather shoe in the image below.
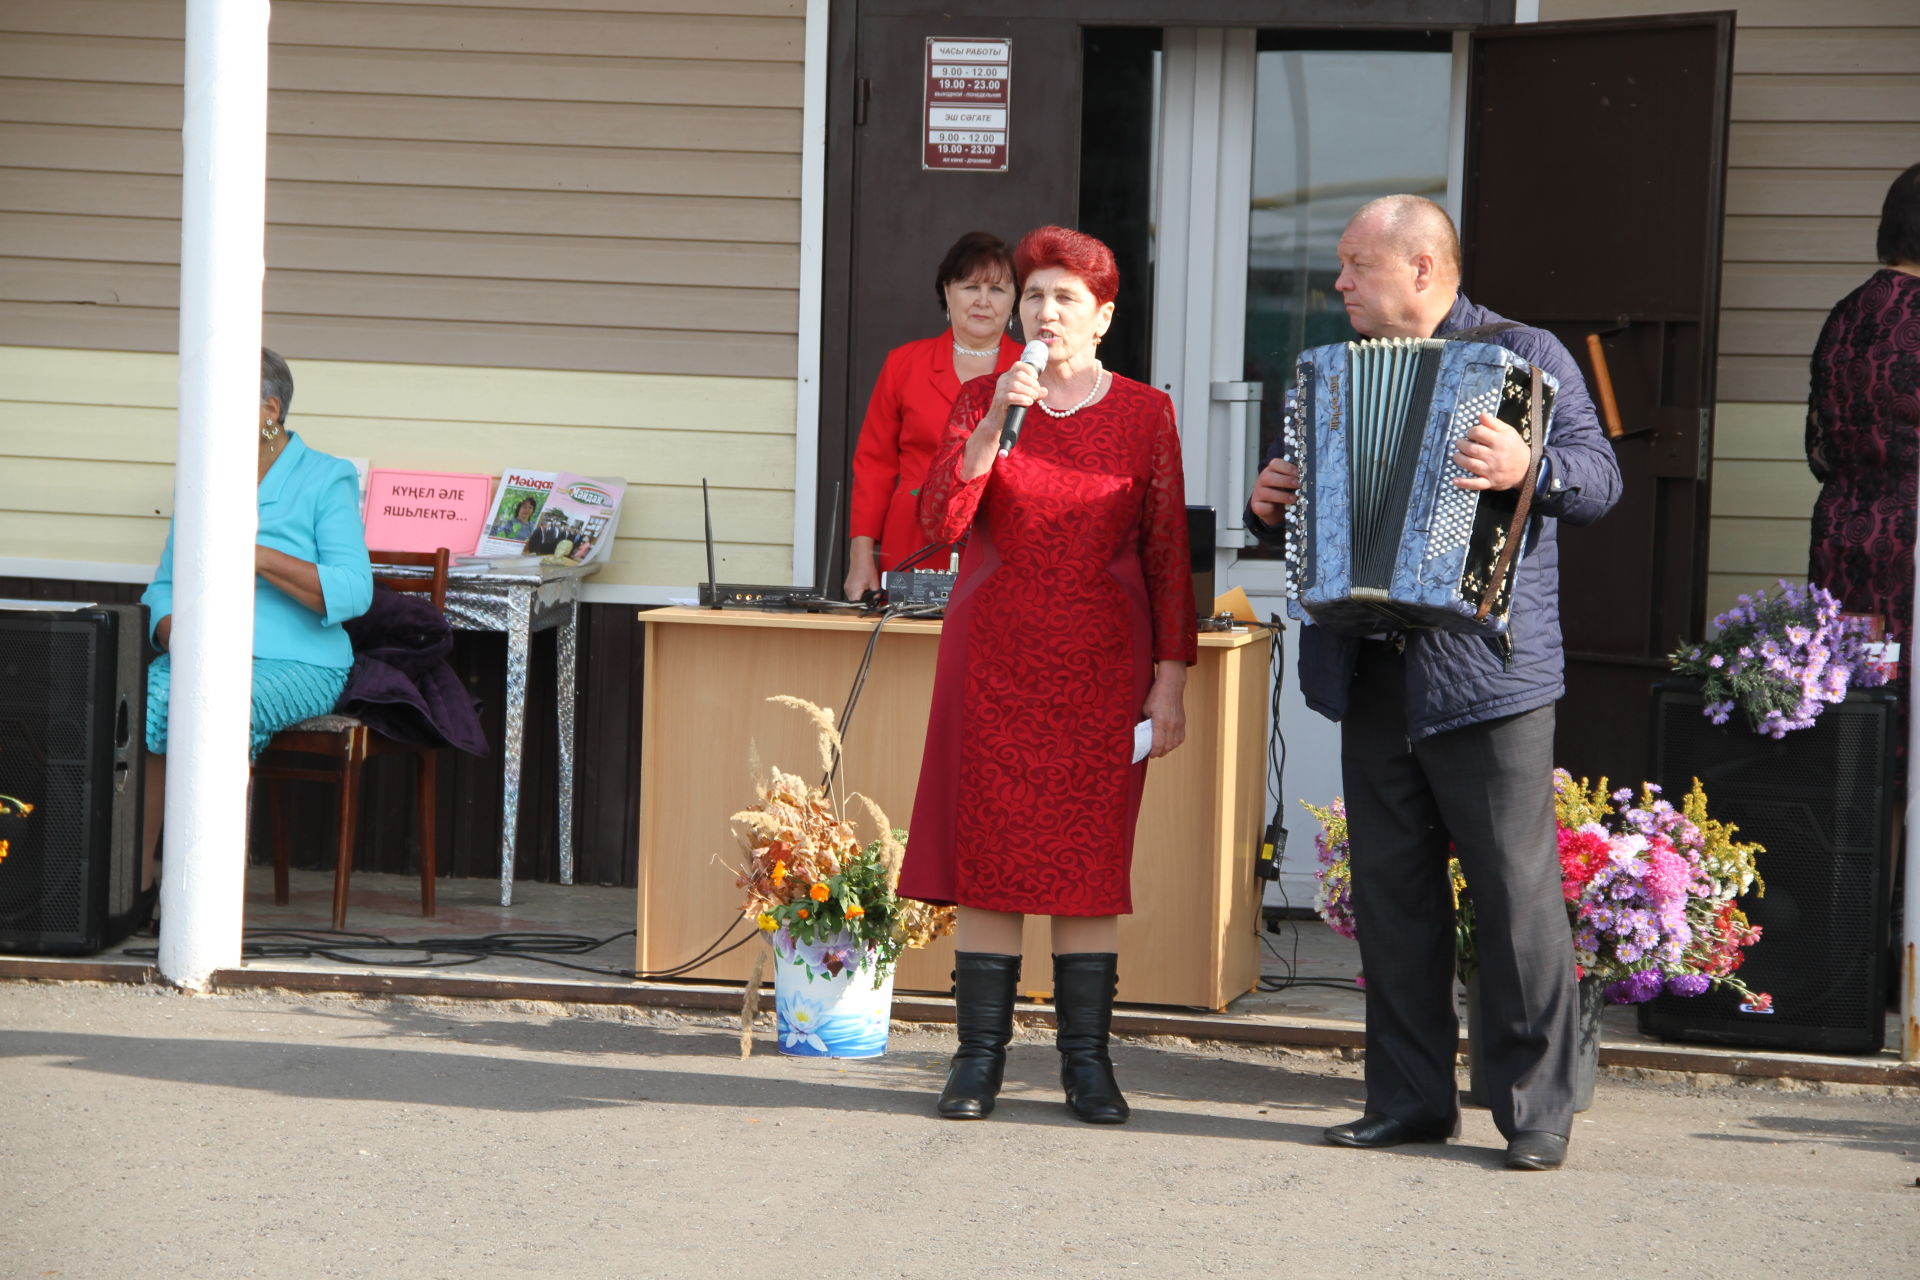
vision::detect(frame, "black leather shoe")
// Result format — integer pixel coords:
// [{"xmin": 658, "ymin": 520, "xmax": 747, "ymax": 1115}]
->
[
  {"xmin": 1504, "ymin": 1130, "xmax": 1568, "ymax": 1171},
  {"xmin": 936, "ymin": 952, "xmax": 1021, "ymax": 1120},
  {"xmin": 1053, "ymin": 953, "xmax": 1129, "ymax": 1125},
  {"xmin": 1323, "ymin": 1113, "xmax": 1456, "ymax": 1148}
]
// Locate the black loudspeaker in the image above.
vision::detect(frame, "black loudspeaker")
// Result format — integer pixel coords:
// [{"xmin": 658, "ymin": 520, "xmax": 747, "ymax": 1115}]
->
[
  {"xmin": 1186, "ymin": 505, "xmax": 1215, "ymax": 621},
  {"xmin": 0, "ymin": 601, "xmax": 150, "ymax": 954},
  {"xmin": 1640, "ymin": 679, "xmax": 1895, "ymax": 1053}
]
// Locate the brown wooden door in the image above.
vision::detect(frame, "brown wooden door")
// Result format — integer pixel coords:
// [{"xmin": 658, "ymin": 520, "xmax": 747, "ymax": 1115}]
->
[
  {"xmin": 1462, "ymin": 11, "xmax": 1735, "ymax": 787},
  {"xmin": 818, "ymin": 8, "xmax": 1084, "ymax": 592}
]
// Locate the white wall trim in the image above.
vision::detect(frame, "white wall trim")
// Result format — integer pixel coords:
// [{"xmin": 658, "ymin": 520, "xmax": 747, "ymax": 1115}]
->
[
  {"xmin": 791, "ymin": 0, "xmax": 829, "ymax": 588},
  {"xmin": 581, "ymin": 582, "xmax": 702, "ymax": 606},
  {"xmin": 0, "ymin": 559, "xmax": 155, "ymax": 587},
  {"xmin": 1446, "ymin": 31, "xmax": 1469, "ymax": 226},
  {"xmin": 1512, "ymin": 0, "xmax": 1540, "ymax": 23}
]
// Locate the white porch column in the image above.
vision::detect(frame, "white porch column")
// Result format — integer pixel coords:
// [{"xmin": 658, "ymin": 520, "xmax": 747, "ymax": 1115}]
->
[{"xmin": 158, "ymin": 0, "xmax": 271, "ymax": 990}]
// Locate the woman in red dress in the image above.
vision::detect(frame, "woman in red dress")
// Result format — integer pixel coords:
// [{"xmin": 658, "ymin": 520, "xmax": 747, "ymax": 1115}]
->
[
  {"xmin": 899, "ymin": 226, "xmax": 1198, "ymax": 1124},
  {"xmin": 843, "ymin": 232, "xmax": 1022, "ymax": 600},
  {"xmin": 1807, "ymin": 163, "xmax": 1920, "ymax": 711}
]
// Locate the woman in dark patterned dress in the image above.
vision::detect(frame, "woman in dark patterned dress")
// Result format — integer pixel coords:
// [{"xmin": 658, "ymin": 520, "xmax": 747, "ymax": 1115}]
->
[
  {"xmin": 1807, "ymin": 163, "xmax": 1920, "ymax": 708},
  {"xmin": 898, "ymin": 226, "xmax": 1197, "ymax": 1125}
]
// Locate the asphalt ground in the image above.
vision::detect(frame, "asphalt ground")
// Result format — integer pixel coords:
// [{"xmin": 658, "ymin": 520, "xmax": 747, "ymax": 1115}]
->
[{"xmin": 3, "ymin": 980, "xmax": 1916, "ymax": 1279}]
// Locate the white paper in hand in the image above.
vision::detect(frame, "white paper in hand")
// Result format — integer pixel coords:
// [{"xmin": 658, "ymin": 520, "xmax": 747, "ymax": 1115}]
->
[{"xmin": 1132, "ymin": 718, "xmax": 1154, "ymax": 764}]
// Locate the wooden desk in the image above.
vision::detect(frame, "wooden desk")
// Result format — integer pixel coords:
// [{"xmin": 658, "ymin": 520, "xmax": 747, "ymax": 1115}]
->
[{"xmin": 636, "ymin": 606, "xmax": 1270, "ymax": 1009}]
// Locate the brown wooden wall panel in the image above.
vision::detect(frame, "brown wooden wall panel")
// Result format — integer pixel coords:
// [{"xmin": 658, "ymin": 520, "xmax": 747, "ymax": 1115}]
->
[
  {"xmin": 0, "ymin": 80, "xmax": 797, "ymax": 153},
  {"xmin": 1729, "ymin": 122, "xmax": 1920, "ymax": 169},
  {"xmin": 1721, "ymin": 261, "xmax": 1876, "ymax": 310},
  {"xmin": 1546, "ymin": 0, "xmax": 1920, "ymax": 27},
  {"xmin": 0, "ymin": 34, "xmax": 803, "ymax": 109},
  {"xmin": 0, "ymin": 214, "xmax": 800, "ymax": 290},
  {"xmin": 1722, "ymin": 215, "xmax": 1880, "ymax": 262},
  {"xmin": 1719, "ymin": 308, "xmax": 1828, "ymax": 358},
  {"xmin": 2, "ymin": 260, "xmax": 795, "ymax": 337},
  {"xmin": 1726, "ymin": 168, "xmax": 1915, "ymax": 217},
  {"xmin": 2, "ymin": 167, "xmax": 795, "ymax": 245},
  {"xmin": 1716, "ymin": 353, "xmax": 1814, "ymax": 404},
  {"xmin": 0, "ymin": 301, "xmax": 797, "ymax": 379},
  {"xmin": 1, "ymin": 0, "xmax": 803, "ymax": 60},
  {"xmin": 1731, "ymin": 74, "xmax": 1920, "ymax": 122},
  {"xmin": 0, "ymin": 0, "xmax": 804, "ymax": 378},
  {"xmin": 0, "ymin": 124, "xmax": 801, "ymax": 201},
  {"xmin": 1735, "ymin": 28, "xmax": 1920, "ymax": 73}
]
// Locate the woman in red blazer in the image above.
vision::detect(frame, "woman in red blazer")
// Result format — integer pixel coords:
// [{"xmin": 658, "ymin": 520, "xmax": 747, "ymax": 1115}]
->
[{"xmin": 845, "ymin": 232, "xmax": 1022, "ymax": 599}]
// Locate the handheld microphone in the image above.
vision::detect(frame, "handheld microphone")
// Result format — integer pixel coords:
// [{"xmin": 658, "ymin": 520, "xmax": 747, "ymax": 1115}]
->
[{"xmin": 998, "ymin": 338, "xmax": 1051, "ymax": 456}]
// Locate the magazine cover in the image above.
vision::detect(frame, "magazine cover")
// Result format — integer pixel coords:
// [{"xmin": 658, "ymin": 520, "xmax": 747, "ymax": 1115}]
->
[
  {"xmin": 473, "ymin": 469, "xmax": 558, "ymax": 556},
  {"xmin": 527, "ymin": 474, "xmax": 626, "ymax": 564}
]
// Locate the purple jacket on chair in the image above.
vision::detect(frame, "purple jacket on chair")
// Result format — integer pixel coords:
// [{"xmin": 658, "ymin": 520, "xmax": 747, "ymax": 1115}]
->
[{"xmin": 338, "ymin": 586, "xmax": 489, "ymax": 756}]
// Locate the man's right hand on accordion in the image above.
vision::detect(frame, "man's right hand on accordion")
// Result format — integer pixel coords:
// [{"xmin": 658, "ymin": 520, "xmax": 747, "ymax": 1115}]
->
[{"xmin": 1453, "ymin": 412, "xmax": 1532, "ymax": 491}]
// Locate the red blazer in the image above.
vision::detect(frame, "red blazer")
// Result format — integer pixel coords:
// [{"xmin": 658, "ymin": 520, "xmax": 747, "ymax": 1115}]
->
[{"xmin": 850, "ymin": 332, "xmax": 1022, "ymax": 571}]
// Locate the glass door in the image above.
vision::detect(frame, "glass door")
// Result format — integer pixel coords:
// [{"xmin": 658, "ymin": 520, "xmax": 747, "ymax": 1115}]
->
[{"xmin": 1139, "ymin": 28, "xmax": 1457, "ymax": 901}]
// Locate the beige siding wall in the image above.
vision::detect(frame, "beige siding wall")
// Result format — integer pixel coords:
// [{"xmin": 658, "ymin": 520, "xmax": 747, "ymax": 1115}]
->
[
  {"xmin": 0, "ymin": 0, "xmax": 806, "ymax": 589},
  {"xmin": 1541, "ymin": 0, "xmax": 1920, "ymax": 619},
  {"xmin": 0, "ymin": 346, "xmax": 796, "ymax": 588}
]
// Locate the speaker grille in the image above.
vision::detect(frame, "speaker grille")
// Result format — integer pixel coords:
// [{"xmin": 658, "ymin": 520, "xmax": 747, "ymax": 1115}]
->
[
  {"xmin": 0, "ymin": 620, "xmax": 103, "ymax": 943},
  {"xmin": 1641, "ymin": 682, "xmax": 1893, "ymax": 1052}
]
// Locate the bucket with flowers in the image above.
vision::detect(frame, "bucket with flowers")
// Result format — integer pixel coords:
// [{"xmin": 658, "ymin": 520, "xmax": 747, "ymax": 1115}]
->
[
  {"xmin": 730, "ymin": 696, "xmax": 954, "ymax": 1058},
  {"xmin": 1305, "ymin": 768, "xmax": 1769, "ymax": 1107}
]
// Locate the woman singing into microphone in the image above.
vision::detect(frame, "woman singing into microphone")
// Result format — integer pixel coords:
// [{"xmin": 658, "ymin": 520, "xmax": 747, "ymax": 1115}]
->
[{"xmin": 897, "ymin": 225, "xmax": 1197, "ymax": 1125}]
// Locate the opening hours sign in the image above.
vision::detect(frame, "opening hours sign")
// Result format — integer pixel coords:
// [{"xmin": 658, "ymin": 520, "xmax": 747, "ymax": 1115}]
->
[{"xmin": 924, "ymin": 38, "xmax": 1010, "ymax": 172}]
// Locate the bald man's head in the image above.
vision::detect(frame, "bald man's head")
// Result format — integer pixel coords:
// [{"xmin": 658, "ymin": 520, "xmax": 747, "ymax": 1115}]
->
[
  {"xmin": 1335, "ymin": 195, "xmax": 1462, "ymax": 338},
  {"xmin": 1351, "ymin": 195, "xmax": 1462, "ymax": 282}
]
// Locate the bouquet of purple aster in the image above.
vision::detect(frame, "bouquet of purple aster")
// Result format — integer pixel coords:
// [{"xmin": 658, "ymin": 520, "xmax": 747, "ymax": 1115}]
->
[{"xmin": 1670, "ymin": 580, "xmax": 1888, "ymax": 738}]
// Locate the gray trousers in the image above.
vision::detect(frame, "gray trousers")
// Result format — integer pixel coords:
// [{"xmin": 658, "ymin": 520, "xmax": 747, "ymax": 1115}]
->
[{"xmin": 1340, "ymin": 640, "xmax": 1576, "ymax": 1140}]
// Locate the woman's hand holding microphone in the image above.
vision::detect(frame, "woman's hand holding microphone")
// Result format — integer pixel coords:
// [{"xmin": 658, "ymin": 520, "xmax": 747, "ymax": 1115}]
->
[{"xmin": 961, "ymin": 356, "xmax": 1047, "ymax": 481}]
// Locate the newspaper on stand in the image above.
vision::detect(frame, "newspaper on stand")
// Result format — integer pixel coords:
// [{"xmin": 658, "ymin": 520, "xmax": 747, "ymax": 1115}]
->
[{"xmin": 471, "ymin": 469, "xmax": 625, "ymax": 565}]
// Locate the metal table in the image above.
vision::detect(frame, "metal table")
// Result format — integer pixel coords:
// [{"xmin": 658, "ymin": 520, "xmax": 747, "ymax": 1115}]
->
[{"xmin": 373, "ymin": 560, "xmax": 595, "ymax": 904}]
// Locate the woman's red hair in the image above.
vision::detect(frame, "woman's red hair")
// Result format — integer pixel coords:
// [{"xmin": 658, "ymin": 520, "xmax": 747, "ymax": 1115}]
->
[{"xmin": 1014, "ymin": 225, "xmax": 1119, "ymax": 305}]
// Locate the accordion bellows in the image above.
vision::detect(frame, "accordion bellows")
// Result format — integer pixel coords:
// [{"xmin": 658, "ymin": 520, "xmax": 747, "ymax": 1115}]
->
[{"xmin": 1283, "ymin": 337, "xmax": 1558, "ymax": 636}]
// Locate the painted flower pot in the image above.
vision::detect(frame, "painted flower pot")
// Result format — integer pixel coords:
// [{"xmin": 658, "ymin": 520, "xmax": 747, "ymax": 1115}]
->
[
  {"xmin": 770, "ymin": 928, "xmax": 895, "ymax": 1058},
  {"xmin": 1461, "ymin": 973, "xmax": 1602, "ymax": 1113}
]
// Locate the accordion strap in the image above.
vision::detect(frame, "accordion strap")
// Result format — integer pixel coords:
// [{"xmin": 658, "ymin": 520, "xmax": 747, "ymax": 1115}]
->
[{"xmin": 1473, "ymin": 365, "xmax": 1547, "ymax": 624}]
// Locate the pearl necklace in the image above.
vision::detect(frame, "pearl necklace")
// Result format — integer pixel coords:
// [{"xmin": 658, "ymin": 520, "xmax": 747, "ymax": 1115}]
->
[
  {"xmin": 953, "ymin": 340, "xmax": 999, "ymax": 359},
  {"xmin": 1036, "ymin": 364, "xmax": 1106, "ymax": 418}
]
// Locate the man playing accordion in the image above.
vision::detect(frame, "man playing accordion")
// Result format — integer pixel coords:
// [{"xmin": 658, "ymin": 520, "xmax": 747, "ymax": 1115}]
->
[{"xmin": 1246, "ymin": 195, "xmax": 1621, "ymax": 1171}]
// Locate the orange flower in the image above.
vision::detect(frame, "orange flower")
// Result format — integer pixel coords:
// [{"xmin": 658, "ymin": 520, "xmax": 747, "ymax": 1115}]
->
[
  {"xmin": 797, "ymin": 907, "xmax": 810, "ymax": 919},
  {"xmin": 808, "ymin": 882, "xmax": 830, "ymax": 902},
  {"xmin": 771, "ymin": 860, "xmax": 788, "ymax": 885},
  {"xmin": 845, "ymin": 901, "xmax": 865, "ymax": 919}
]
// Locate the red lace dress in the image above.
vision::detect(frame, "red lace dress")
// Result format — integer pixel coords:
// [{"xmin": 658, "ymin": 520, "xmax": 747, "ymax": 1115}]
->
[{"xmin": 898, "ymin": 373, "xmax": 1197, "ymax": 916}]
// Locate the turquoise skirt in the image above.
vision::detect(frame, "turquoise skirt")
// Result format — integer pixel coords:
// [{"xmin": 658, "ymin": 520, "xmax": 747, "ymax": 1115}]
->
[{"xmin": 145, "ymin": 654, "xmax": 349, "ymax": 760}]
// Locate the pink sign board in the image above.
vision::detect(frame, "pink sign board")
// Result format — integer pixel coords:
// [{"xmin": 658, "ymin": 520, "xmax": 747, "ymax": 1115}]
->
[
  {"xmin": 361, "ymin": 469, "xmax": 494, "ymax": 555},
  {"xmin": 923, "ymin": 37, "xmax": 1011, "ymax": 172}
]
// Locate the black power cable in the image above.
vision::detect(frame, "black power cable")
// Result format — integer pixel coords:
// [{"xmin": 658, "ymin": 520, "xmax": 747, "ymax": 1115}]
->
[{"xmin": 123, "ymin": 919, "xmax": 756, "ymax": 982}]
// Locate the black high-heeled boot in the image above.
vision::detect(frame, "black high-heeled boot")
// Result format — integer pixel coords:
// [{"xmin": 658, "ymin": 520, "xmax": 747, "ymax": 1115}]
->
[
  {"xmin": 936, "ymin": 952, "xmax": 1021, "ymax": 1120},
  {"xmin": 1053, "ymin": 952, "xmax": 1128, "ymax": 1124}
]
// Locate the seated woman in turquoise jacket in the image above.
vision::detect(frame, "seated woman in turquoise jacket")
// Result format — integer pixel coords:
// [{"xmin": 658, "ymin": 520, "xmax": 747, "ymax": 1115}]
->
[{"xmin": 140, "ymin": 348, "xmax": 374, "ymax": 880}]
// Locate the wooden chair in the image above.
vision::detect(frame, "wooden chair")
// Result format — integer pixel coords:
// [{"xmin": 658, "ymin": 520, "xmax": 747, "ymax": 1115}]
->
[{"xmin": 252, "ymin": 548, "xmax": 451, "ymax": 929}]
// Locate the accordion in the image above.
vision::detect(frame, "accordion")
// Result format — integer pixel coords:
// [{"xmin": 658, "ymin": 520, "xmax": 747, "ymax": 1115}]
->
[{"xmin": 1281, "ymin": 337, "xmax": 1556, "ymax": 636}]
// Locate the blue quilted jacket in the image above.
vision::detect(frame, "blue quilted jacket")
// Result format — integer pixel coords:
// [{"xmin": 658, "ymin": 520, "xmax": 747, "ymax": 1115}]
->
[{"xmin": 1246, "ymin": 293, "xmax": 1622, "ymax": 740}]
